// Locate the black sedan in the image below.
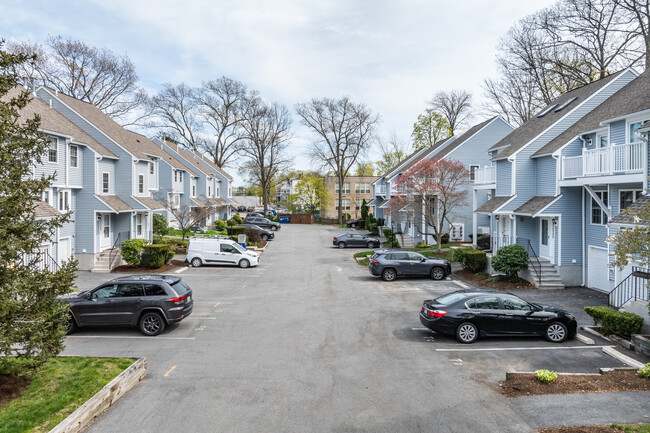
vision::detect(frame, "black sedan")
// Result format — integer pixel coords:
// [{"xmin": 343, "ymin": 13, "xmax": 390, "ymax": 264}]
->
[
  {"xmin": 368, "ymin": 249, "xmax": 451, "ymax": 280},
  {"xmin": 239, "ymin": 223, "xmax": 275, "ymax": 241},
  {"xmin": 419, "ymin": 289, "xmax": 577, "ymax": 344},
  {"xmin": 333, "ymin": 233, "xmax": 380, "ymax": 248},
  {"xmin": 346, "ymin": 217, "xmax": 362, "ymax": 228}
]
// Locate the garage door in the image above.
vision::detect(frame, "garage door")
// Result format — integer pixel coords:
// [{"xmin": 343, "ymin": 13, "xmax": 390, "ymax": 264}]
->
[{"xmin": 588, "ymin": 246, "xmax": 609, "ymax": 292}]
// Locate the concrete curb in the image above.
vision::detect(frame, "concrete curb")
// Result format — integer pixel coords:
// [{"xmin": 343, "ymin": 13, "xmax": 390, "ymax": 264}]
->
[
  {"xmin": 49, "ymin": 357, "xmax": 147, "ymax": 433},
  {"xmin": 581, "ymin": 325, "xmax": 612, "ymax": 342},
  {"xmin": 575, "ymin": 333, "xmax": 595, "ymax": 345},
  {"xmin": 602, "ymin": 346, "xmax": 645, "ymax": 369}
]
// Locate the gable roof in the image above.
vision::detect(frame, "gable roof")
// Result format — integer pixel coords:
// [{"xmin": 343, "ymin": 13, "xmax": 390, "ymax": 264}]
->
[
  {"xmin": 609, "ymin": 194, "xmax": 650, "ymax": 225},
  {"xmin": 41, "ymin": 88, "xmax": 196, "ymax": 175},
  {"xmin": 533, "ymin": 69, "xmax": 650, "ymax": 157},
  {"xmin": 197, "ymin": 153, "xmax": 233, "ymax": 181},
  {"xmin": 34, "ymin": 201, "xmax": 61, "ymax": 218},
  {"xmin": 158, "ymin": 139, "xmax": 220, "ymax": 178},
  {"xmin": 513, "ymin": 196, "xmax": 559, "ymax": 216},
  {"xmin": 96, "ymin": 195, "xmax": 134, "ymax": 213},
  {"xmin": 3, "ymin": 87, "xmax": 116, "ymax": 158},
  {"xmin": 425, "ymin": 117, "xmax": 498, "ymax": 160},
  {"xmin": 384, "ymin": 136, "xmax": 454, "ymax": 180},
  {"xmin": 475, "ymin": 195, "xmax": 514, "ymax": 213},
  {"xmin": 489, "ymin": 71, "xmax": 625, "ymax": 160}
]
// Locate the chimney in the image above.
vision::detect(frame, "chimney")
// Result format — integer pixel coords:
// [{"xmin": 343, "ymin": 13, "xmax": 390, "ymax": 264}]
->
[{"xmin": 49, "ymin": 99, "xmax": 52, "ymax": 108}]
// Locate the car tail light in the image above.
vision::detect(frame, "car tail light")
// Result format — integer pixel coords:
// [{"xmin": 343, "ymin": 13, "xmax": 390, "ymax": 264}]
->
[
  {"xmin": 427, "ymin": 309, "xmax": 447, "ymax": 318},
  {"xmin": 333, "ymin": 237, "xmax": 337, "ymax": 241},
  {"xmin": 370, "ymin": 259, "xmax": 378, "ymax": 264},
  {"xmin": 170, "ymin": 296, "xmax": 186, "ymax": 303}
]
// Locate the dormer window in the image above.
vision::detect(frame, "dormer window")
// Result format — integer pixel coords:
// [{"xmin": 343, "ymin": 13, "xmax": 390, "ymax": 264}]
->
[
  {"xmin": 554, "ymin": 97, "xmax": 577, "ymax": 112},
  {"xmin": 537, "ymin": 104, "xmax": 558, "ymax": 118}
]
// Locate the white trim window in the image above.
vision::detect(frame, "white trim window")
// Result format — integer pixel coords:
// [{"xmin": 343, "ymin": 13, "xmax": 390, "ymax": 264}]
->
[
  {"xmin": 58, "ymin": 190, "xmax": 70, "ymax": 211},
  {"xmin": 149, "ymin": 162, "xmax": 155, "ymax": 175},
  {"xmin": 619, "ymin": 189, "xmax": 643, "ymax": 211},
  {"xmin": 596, "ymin": 132, "xmax": 608, "ymax": 148},
  {"xmin": 355, "ymin": 198, "xmax": 363, "ymax": 209},
  {"xmin": 169, "ymin": 193, "xmax": 180, "ymax": 210},
  {"xmin": 102, "ymin": 172, "xmax": 110, "ymax": 194},
  {"xmin": 216, "ymin": 186, "xmax": 220, "ymax": 197},
  {"xmin": 174, "ymin": 170, "xmax": 178, "ymax": 182},
  {"xmin": 208, "ymin": 185, "xmax": 212, "ymax": 197},
  {"xmin": 42, "ymin": 188, "xmax": 52, "ymax": 205},
  {"xmin": 136, "ymin": 214, "xmax": 143, "ymax": 236},
  {"xmin": 336, "ymin": 199, "xmax": 351, "ymax": 211},
  {"xmin": 138, "ymin": 174, "xmax": 144, "ymax": 194},
  {"xmin": 48, "ymin": 139, "xmax": 58, "ymax": 163},
  {"xmin": 591, "ymin": 191, "xmax": 608, "ymax": 225},
  {"xmin": 70, "ymin": 145, "xmax": 78, "ymax": 167},
  {"xmin": 469, "ymin": 165, "xmax": 480, "ymax": 181},
  {"xmin": 355, "ymin": 183, "xmax": 370, "ymax": 194},
  {"xmin": 192, "ymin": 184, "xmax": 196, "ymax": 197},
  {"xmin": 335, "ymin": 182, "xmax": 351, "ymax": 194}
]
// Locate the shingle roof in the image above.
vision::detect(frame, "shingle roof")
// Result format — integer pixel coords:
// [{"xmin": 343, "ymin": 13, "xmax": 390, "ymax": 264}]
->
[
  {"xmin": 204, "ymin": 197, "xmax": 228, "ymax": 207},
  {"xmin": 97, "ymin": 195, "xmax": 133, "ymax": 212},
  {"xmin": 135, "ymin": 196, "xmax": 165, "ymax": 210},
  {"xmin": 34, "ymin": 201, "xmax": 61, "ymax": 218},
  {"xmin": 489, "ymin": 71, "xmax": 625, "ymax": 160},
  {"xmin": 160, "ymin": 139, "xmax": 219, "ymax": 178},
  {"xmin": 533, "ymin": 69, "xmax": 649, "ymax": 157},
  {"xmin": 424, "ymin": 117, "xmax": 497, "ymax": 160},
  {"xmin": 609, "ymin": 194, "xmax": 650, "ymax": 225},
  {"xmin": 383, "ymin": 137, "xmax": 453, "ymax": 179},
  {"xmin": 3, "ymin": 87, "xmax": 116, "ymax": 158},
  {"xmin": 197, "ymin": 153, "xmax": 233, "ymax": 181},
  {"xmin": 513, "ymin": 196, "xmax": 558, "ymax": 215},
  {"xmin": 43, "ymin": 88, "xmax": 196, "ymax": 175},
  {"xmin": 475, "ymin": 196, "xmax": 513, "ymax": 213}
]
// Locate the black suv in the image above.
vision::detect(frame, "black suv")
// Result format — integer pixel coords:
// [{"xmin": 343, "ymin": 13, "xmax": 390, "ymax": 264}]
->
[
  {"xmin": 368, "ymin": 249, "xmax": 451, "ymax": 281},
  {"xmin": 245, "ymin": 216, "xmax": 281, "ymax": 231},
  {"xmin": 62, "ymin": 275, "xmax": 193, "ymax": 336},
  {"xmin": 240, "ymin": 223, "xmax": 275, "ymax": 241}
]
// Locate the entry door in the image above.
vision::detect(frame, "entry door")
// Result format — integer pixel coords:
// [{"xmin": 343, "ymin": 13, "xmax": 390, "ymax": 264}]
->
[
  {"xmin": 58, "ymin": 237, "xmax": 71, "ymax": 261},
  {"xmin": 99, "ymin": 214, "xmax": 111, "ymax": 250},
  {"xmin": 539, "ymin": 218, "xmax": 554, "ymax": 263}
]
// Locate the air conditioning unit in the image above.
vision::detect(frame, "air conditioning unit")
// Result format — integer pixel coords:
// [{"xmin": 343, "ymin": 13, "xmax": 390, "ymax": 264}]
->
[
  {"xmin": 477, "ymin": 226, "xmax": 489, "ymax": 235},
  {"xmin": 450, "ymin": 223, "xmax": 464, "ymax": 241}
]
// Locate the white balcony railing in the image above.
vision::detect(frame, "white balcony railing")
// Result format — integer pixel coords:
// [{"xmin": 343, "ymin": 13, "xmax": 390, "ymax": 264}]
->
[
  {"xmin": 474, "ymin": 165, "xmax": 496, "ymax": 185},
  {"xmin": 376, "ymin": 185, "xmax": 387, "ymax": 196},
  {"xmin": 561, "ymin": 142, "xmax": 646, "ymax": 180}
]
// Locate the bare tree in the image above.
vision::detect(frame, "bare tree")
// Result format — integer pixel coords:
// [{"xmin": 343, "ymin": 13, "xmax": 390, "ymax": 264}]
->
[
  {"xmin": 153, "ymin": 192, "xmax": 218, "ymax": 240},
  {"xmin": 482, "ymin": 67, "xmax": 543, "ymax": 126},
  {"xmin": 376, "ymin": 132, "xmax": 411, "ymax": 174},
  {"xmin": 8, "ymin": 36, "xmax": 146, "ymax": 125},
  {"xmin": 240, "ymin": 98, "xmax": 293, "ymax": 213},
  {"xmin": 618, "ymin": 0, "xmax": 650, "ymax": 69},
  {"xmin": 295, "ymin": 96, "xmax": 380, "ymax": 224},
  {"xmin": 147, "ymin": 83, "xmax": 203, "ymax": 150},
  {"xmin": 428, "ymin": 90, "xmax": 472, "ymax": 135},
  {"xmin": 196, "ymin": 77, "xmax": 250, "ymax": 168}
]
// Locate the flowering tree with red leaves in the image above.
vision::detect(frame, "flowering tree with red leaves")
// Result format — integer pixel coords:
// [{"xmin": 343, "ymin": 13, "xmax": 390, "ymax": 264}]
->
[{"xmin": 389, "ymin": 158, "xmax": 469, "ymax": 252}]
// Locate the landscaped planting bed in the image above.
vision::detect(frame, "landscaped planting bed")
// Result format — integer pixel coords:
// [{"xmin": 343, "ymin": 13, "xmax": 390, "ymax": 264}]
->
[
  {"xmin": 499, "ymin": 370, "xmax": 650, "ymax": 398},
  {"xmin": 112, "ymin": 259, "xmax": 186, "ymax": 273},
  {"xmin": 455, "ymin": 269, "xmax": 534, "ymax": 290},
  {"xmin": 538, "ymin": 424, "xmax": 650, "ymax": 433},
  {"xmin": 0, "ymin": 357, "xmax": 134, "ymax": 433}
]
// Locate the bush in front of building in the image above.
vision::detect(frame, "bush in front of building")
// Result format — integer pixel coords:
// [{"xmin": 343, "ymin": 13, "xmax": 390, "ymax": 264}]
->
[
  {"xmin": 120, "ymin": 239, "xmax": 149, "ymax": 266},
  {"xmin": 584, "ymin": 306, "xmax": 643, "ymax": 337},
  {"xmin": 213, "ymin": 220, "xmax": 227, "ymax": 231},
  {"xmin": 141, "ymin": 244, "xmax": 174, "ymax": 269},
  {"xmin": 491, "ymin": 244, "xmax": 528, "ymax": 281},
  {"xmin": 226, "ymin": 226, "xmax": 247, "ymax": 237},
  {"xmin": 452, "ymin": 248, "xmax": 487, "ymax": 273}
]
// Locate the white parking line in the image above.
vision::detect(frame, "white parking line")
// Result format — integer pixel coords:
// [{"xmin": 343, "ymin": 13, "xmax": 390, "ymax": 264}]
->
[
  {"xmin": 435, "ymin": 345, "xmax": 613, "ymax": 352},
  {"xmin": 67, "ymin": 335, "xmax": 196, "ymax": 340},
  {"xmin": 184, "ymin": 317, "xmax": 217, "ymax": 320},
  {"xmin": 174, "ymin": 267, "xmax": 189, "ymax": 274},
  {"xmin": 453, "ymin": 280, "xmax": 469, "ymax": 289},
  {"xmin": 412, "ymin": 327, "xmax": 430, "ymax": 331}
]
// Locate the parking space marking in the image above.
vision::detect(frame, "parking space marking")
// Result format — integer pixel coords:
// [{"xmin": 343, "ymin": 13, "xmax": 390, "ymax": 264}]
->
[
  {"xmin": 241, "ymin": 285, "xmax": 246, "ymax": 290},
  {"xmin": 450, "ymin": 358, "xmax": 463, "ymax": 366},
  {"xmin": 412, "ymin": 327, "xmax": 429, "ymax": 331},
  {"xmin": 435, "ymin": 345, "xmax": 613, "ymax": 352},
  {"xmin": 164, "ymin": 366, "xmax": 177, "ymax": 377},
  {"xmin": 213, "ymin": 302, "xmax": 221, "ymax": 308},
  {"xmin": 453, "ymin": 281, "xmax": 469, "ymax": 289},
  {"xmin": 185, "ymin": 317, "xmax": 217, "ymax": 320},
  {"xmin": 174, "ymin": 267, "xmax": 189, "ymax": 274},
  {"xmin": 67, "ymin": 335, "xmax": 196, "ymax": 340}
]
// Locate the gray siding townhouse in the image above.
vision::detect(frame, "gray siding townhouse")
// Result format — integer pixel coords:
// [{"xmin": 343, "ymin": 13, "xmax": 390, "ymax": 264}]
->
[
  {"xmin": 35, "ymin": 87, "xmax": 196, "ymax": 270},
  {"xmin": 473, "ymin": 68, "xmax": 639, "ymax": 289}
]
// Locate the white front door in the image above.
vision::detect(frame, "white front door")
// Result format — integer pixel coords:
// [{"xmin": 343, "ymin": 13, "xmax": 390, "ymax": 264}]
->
[
  {"xmin": 539, "ymin": 218, "xmax": 555, "ymax": 263},
  {"xmin": 99, "ymin": 214, "xmax": 111, "ymax": 250},
  {"xmin": 58, "ymin": 237, "xmax": 71, "ymax": 261}
]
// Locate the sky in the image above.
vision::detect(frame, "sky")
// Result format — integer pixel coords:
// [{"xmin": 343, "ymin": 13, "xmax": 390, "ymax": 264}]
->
[{"xmin": 1, "ymin": 0, "xmax": 555, "ymax": 186}]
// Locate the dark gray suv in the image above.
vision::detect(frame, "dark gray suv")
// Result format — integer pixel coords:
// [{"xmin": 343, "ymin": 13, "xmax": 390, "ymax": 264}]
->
[
  {"xmin": 245, "ymin": 216, "xmax": 281, "ymax": 231},
  {"xmin": 62, "ymin": 275, "xmax": 193, "ymax": 336},
  {"xmin": 333, "ymin": 233, "xmax": 380, "ymax": 248},
  {"xmin": 368, "ymin": 249, "xmax": 452, "ymax": 281}
]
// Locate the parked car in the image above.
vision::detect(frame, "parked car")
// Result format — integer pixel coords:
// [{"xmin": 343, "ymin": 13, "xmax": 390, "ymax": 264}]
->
[
  {"xmin": 333, "ymin": 233, "xmax": 379, "ymax": 249},
  {"xmin": 368, "ymin": 249, "xmax": 451, "ymax": 281},
  {"xmin": 247, "ymin": 206, "xmax": 255, "ymax": 212},
  {"xmin": 419, "ymin": 289, "xmax": 577, "ymax": 344},
  {"xmin": 188, "ymin": 237, "xmax": 260, "ymax": 268},
  {"xmin": 61, "ymin": 275, "xmax": 193, "ymax": 336},
  {"xmin": 266, "ymin": 209, "xmax": 277, "ymax": 217},
  {"xmin": 237, "ymin": 205, "xmax": 247, "ymax": 212},
  {"xmin": 190, "ymin": 226, "xmax": 206, "ymax": 233},
  {"xmin": 346, "ymin": 217, "xmax": 362, "ymax": 228},
  {"xmin": 248, "ymin": 212, "xmax": 265, "ymax": 218},
  {"xmin": 240, "ymin": 223, "xmax": 275, "ymax": 241},
  {"xmin": 245, "ymin": 216, "xmax": 281, "ymax": 231}
]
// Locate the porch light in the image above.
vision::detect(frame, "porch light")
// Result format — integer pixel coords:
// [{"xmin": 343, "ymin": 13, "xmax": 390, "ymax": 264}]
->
[
  {"xmin": 144, "ymin": 212, "xmax": 149, "ymax": 216},
  {"xmin": 97, "ymin": 215, "xmax": 102, "ymax": 221},
  {"xmin": 495, "ymin": 215, "xmax": 500, "ymax": 220},
  {"xmin": 552, "ymin": 217, "xmax": 558, "ymax": 226}
]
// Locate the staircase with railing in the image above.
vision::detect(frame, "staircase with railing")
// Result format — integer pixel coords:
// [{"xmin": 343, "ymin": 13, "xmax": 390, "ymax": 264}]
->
[
  {"xmin": 516, "ymin": 238, "xmax": 541, "ymax": 287},
  {"xmin": 23, "ymin": 250, "xmax": 60, "ymax": 273},
  {"xmin": 608, "ymin": 266, "xmax": 650, "ymax": 309},
  {"xmin": 93, "ymin": 231, "xmax": 130, "ymax": 273}
]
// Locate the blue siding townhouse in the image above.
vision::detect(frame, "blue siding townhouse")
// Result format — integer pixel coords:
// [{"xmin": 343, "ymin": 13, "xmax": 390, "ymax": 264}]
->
[
  {"xmin": 370, "ymin": 117, "xmax": 514, "ymax": 246},
  {"xmin": 473, "ymin": 68, "xmax": 640, "ymax": 289}
]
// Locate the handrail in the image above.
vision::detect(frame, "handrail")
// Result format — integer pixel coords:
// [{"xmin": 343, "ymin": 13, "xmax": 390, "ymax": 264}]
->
[
  {"xmin": 24, "ymin": 249, "xmax": 60, "ymax": 273},
  {"xmin": 516, "ymin": 237, "xmax": 542, "ymax": 287},
  {"xmin": 608, "ymin": 266, "xmax": 650, "ymax": 308}
]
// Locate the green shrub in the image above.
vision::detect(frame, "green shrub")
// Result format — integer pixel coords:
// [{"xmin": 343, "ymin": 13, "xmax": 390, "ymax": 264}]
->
[
  {"xmin": 476, "ymin": 234, "xmax": 491, "ymax": 250},
  {"xmin": 440, "ymin": 233, "xmax": 450, "ymax": 244},
  {"xmin": 535, "ymin": 369, "xmax": 558, "ymax": 383},
  {"xmin": 584, "ymin": 306, "xmax": 643, "ymax": 337},
  {"xmin": 491, "ymin": 244, "xmax": 528, "ymax": 278},
  {"xmin": 376, "ymin": 218, "xmax": 385, "ymax": 227},
  {"xmin": 204, "ymin": 230, "xmax": 219, "ymax": 235},
  {"xmin": 383, "ymin": 228, "xmax": 392, "ymax": 238},
  {"xmin": 120, "ymin": 239, "xmax": 148, "ymax": 265},
  {"xmin": 417, "ymin": 244, "xmax": 430, "ymax": 249},
  {"xmin": 638, "ymin": 363, "xmax": 650, "ymax": 379},
  {"xmin": 463, "ymin": 250, "xmax": 487, "ymax": 273},
  {"xmin": 367, "ymin": 222, "xmax": 379, "ymax": 235},
  {"xmin": 152, "ymin": 214, "xmax": 169, "ymax": 236},
  {"xmin": 141, "ymin": 244, "xmax": 174, "ymax": 269},
  {"xmin": 226, "ymin": 226, "xmax": 247, "ymax": 236},
  {"xmin": 451, "ymin": 248, "xmax": 467, "ymax": 262},
  {"xmin": 353, "ymin": 251, "xmax": 375, "ymax": 258},
  {"xmin": 232, "ymin": 214, "xmax": 243, "ymax": 224},
  {"xmin": 213, "ymin": 220, "xmax": 227, "ymax": 231}
]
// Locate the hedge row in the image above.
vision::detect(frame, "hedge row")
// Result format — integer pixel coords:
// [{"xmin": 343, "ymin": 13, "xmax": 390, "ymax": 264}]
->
[
  {"xmin": 451, "ymin": 248, "xmax": 487, "ymax": 273},
  {"xmin": 584, "ymin": 306, "xmax": 643, "ymax": 337}
]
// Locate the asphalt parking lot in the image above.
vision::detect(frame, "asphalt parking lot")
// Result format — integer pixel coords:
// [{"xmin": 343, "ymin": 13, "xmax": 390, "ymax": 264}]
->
[{"xmin": 65, "ymin": 223, "xmax": 647, "ymax": 432}]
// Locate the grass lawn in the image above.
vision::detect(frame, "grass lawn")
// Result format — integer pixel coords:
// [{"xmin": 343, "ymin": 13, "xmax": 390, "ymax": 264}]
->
[
  {"xmin": 611, "ymin": 424, "xmax": 650, "ymax": 433},
  {"xmin": 353, "ymin": 251, "xmax": 375, "ymax": 258},
  {"xmin": 0, "ymin": 357, "xmax": 134, "ymax": 433}
]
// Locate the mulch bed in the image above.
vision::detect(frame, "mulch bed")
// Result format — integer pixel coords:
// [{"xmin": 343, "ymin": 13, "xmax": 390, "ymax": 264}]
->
[
  {"xmin": 537, "ymin": 427, "xmax": 624, "ymax": 433},
  {"xmin": 456, "ymin": 269, "xmax": 535, "ymax": 290},
  {"xmin": 500, "ymin": 370, "xmax": 650, "ymax": 398},
  {"xmin": 112, "ymin": 259, "xmax": 186, "ymax": 273},
  {"xmin": 0, "ymin": 374, "xmax": 31, "ymax": 410}
]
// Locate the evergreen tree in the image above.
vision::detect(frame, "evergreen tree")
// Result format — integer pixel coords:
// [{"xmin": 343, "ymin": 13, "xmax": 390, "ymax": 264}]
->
[{"xmin": 0, "ymin": 43, "xmax": 77, "ymax": 375}]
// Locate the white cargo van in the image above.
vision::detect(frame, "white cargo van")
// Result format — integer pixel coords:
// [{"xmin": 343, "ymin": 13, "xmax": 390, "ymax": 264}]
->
[{"xmin": 188, "ymin": 237, "xmax": 260, "ymax": 268}]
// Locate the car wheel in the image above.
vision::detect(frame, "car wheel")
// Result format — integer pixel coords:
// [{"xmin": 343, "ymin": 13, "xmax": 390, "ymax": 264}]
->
[
  {"xmin": 366, "ymin": 241, "xmax": 374, "ymax": 248},
  {"xmin": 261, "ymin": 234, "xmax": 268, "ymax": 241},
  {"xmin": 382, "ymin": 268, "xmax": 397, "ymax": 281},
  {"xmin": 430, "ymin": 267, "xmax": 445, "ymax": 280},
  {"xmin": 139, "ymin": 312, "xmax": 165, "ymax": 336},
  {"xmin": 64, "ymin": 313, "xmax": 77, "ymax": 335},
  {"xmin": 270, "ymin": 226, "xmax": 278, "ymax": 231},
  {"xmin": 338, "ymin": 242, "xmax": 346, "ymax": 249},
  {"xmin": 191, "ymin": 257, "xmax": 202, "ymax": 268},
  {"xmin": 456, "ymin": 322, "xmax": 479, "ymax": 344},
  {"xmin": 239, "ymin": 259, "xmax": 250, "ymax": 268},
  {"xmin": 351, "ymin": 223, "xmax": 356, "ymax": 228},
  {"xmin": 545, "ymin": 322, "xmax": 568, "ymax": 343}
]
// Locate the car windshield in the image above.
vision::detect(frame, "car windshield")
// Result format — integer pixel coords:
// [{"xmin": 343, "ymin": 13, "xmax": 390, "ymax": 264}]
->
[
  {"xmin": 171, "ymin": 280, "xmax": 191, "ymax": 295},
  {"xmin": 434, "ymin": 292, "xmax": 467, "ymax": 305},
  {"xmin": 233, "ymin": 244, "xmax": 246, "ymax": 254}
]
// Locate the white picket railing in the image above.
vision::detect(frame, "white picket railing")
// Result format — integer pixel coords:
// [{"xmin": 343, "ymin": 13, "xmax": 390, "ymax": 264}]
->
[
  {"xmin": 474, "ymin": 166, "xmax": 496, "ymax": 185},
  {"xmin": 375, "ymin": 185, "xmax": 387, "ymax": 196},
  {"xmin": 561, "ymin": 142, "xmax": 646, "ymax": 179}
]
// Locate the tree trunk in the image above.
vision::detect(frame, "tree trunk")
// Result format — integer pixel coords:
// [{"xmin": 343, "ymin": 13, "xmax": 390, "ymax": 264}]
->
[
  {"xmin": 338, "ymin": 173, "xmax": 344, "ymax": 225},
  {"xmin": 436, "ymin": 233, "xmax": 442, "ymax": 253}
]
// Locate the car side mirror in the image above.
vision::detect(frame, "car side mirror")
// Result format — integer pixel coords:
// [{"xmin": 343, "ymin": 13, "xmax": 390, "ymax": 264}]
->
[
  {"xmin": 85, "ymin": 292, "xmax": 93, "ymax": 300},
  {"xmin": 420, "ymin": 257, "xmax": 426, "ymax": 262}
]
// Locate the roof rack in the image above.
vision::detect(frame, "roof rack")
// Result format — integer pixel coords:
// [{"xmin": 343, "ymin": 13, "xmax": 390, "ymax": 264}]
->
[{"xmin": 190, "ymin": 234, "xmax": 231, "ymax": 240}]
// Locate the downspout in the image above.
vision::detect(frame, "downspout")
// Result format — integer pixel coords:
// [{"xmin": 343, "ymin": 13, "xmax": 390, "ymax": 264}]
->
[{"xmin": 582, "ymin": 187, "xmax": 586, "ymax": 287}]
